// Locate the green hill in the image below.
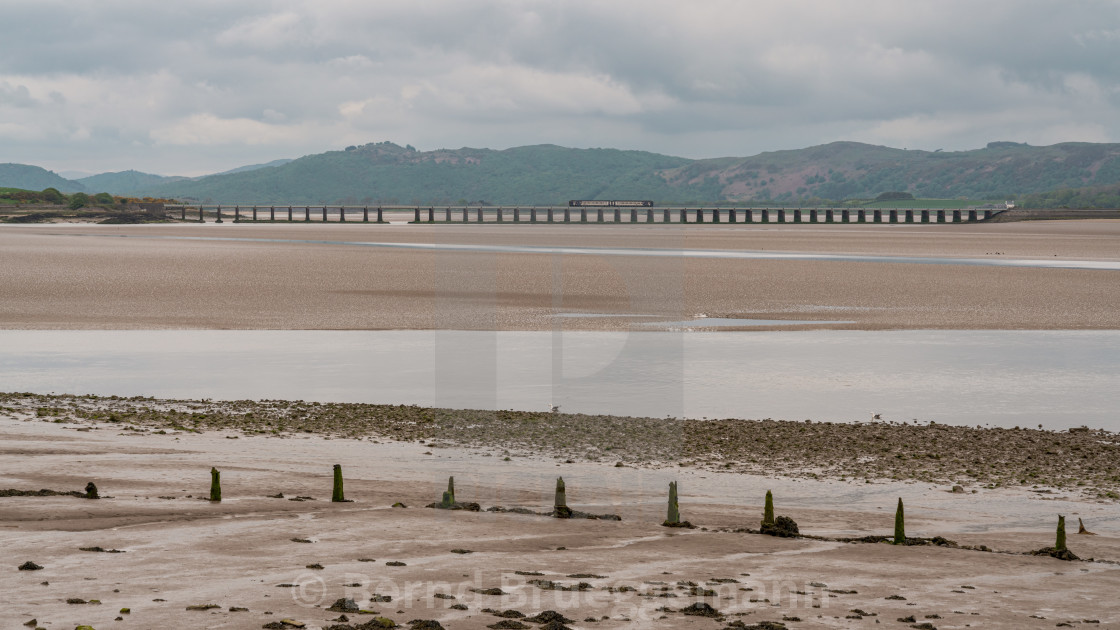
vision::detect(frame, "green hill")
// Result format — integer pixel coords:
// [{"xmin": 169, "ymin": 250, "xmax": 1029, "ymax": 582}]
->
[
  {"xmin": 0, "ymin": 164, "xmax": 86, "ymax": 193},
  {"xmin": 135, "ymin": 140, "xmax": 1120, "ymax": 205},
  {"xmin": 76, "ymin": 170, "xmax": 187, "ymax": 195},
  {"xmin": 139, "ymin": 142, "xmax": 709, "ymax": 205},
  {"xmin": 9, "ymin": 140, "xmax": 1120, "ymax": 205}
]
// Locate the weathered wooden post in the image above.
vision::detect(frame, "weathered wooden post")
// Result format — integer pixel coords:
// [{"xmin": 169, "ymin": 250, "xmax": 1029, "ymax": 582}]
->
[
  {"xmin": 894, "ymin": 498, "xmax": 905, "ymax": 544},
  {"xmin": 554, "ymin": 477, "xmax": 572, "ymax": 518},
  {"xmin": 332, "ymin": 464, "xmax": 345, "ymax": 503},
  {"xmin": 666, "ymin": 481, "xmax": 680, "ymax": 524},
  {"xmin": 762, "ymin": 490, "xmax": 774, "ymax": 528},
  {"xmin": 210, "ymin": 467, "xmax": 221, "ymax": 502},
  {"xmin": 937, "ymin": 210, "xmax": 946, "ymax": 223},
  {"xmin": 825, "ymin": 209, "xmax": 834, "ymax": 223},
  {"xmin": 439, "ymin": 476, "xmax": 455, "ymax": 507},
  {"xmin": 1056, "ymin": 515, "xmax": 1067, "ymax": 552},
  {"xmin": 85, "ymin": 481, "xmax": 99, "ymax": 500}
]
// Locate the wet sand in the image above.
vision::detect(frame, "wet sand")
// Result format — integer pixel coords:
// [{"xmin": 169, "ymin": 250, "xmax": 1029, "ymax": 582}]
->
[
  {"xmin": 4, "ymin": 412, "xmax": 1120, "ymax": 630},
  {"xmin": 2, "ymin": 220, "xmax": 1120, "ymax": 330}
]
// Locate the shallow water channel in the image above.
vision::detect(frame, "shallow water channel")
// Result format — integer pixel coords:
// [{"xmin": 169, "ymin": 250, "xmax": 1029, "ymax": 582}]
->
[{"xmin": 2, "ymin": 329, "xmax": 1117, "ymax": 431}]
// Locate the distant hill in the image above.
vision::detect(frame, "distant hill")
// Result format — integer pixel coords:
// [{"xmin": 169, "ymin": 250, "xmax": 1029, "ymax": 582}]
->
[
  {"xmin": 76, "ymin": 170, "xmax": 188, "ymax": 195},
  {"xmin": 8, "ymin": 140, "xmax": 1120, "ymax": 205},
  {"xmin": 135, "ymin": 143, "xmax": 706, "ymax": 205},
  {"xmin": 0, "ymin": 163, "xmax": 85, "ymax": 193},
  {"xmin": 129, "ymin": 140, "xmax": 1120, "ymax": 205},
  {"xmin": 678, "ymin": 141, "xmax": 1120, "ymax": 202},
  {"xmin": 213, "ymin": 158, "xmax": 294, "ymax": 176}
]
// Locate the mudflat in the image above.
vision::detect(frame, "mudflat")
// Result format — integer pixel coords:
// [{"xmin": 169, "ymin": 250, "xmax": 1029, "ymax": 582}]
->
[{"xmin": 1, "ymin": 220, "xmax": 1119, "ymax": 330}]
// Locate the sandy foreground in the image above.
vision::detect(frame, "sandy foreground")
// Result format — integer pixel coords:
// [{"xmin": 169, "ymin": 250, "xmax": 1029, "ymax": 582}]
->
[
  {"xmin": 3, "ymin": 403, "xmax": 1119, "ymax": 630},
  {"xmin": 2, "ymin": 220, "xmax": 1120, "ymax": 330}
]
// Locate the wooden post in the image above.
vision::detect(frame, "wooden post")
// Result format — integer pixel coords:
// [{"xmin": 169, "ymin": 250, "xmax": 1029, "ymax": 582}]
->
[
  {"xmin": 210, "ymin": 467, "xmax": 221, "ymax": 502},
  {"xmin": 666, "ymin": 481, "xmax": 680, "ymax": 524},
  {"xmin": 894, "ymin": 498, "xmax": 905, "ymax": 544},
  {"xmin": 554, "ymin": 477, "xmax": 572, "ymax": 518},
  {"xmin": 762, "ymin": 490, "xmax": 774, "ymax": 527},
  {"xmin": 332, "ymin": 464, "xmax": 345, "ymax": 502},
  {"xmin": 1056, "ymin": 515, "xmax": 1067, "ymax": 551}
]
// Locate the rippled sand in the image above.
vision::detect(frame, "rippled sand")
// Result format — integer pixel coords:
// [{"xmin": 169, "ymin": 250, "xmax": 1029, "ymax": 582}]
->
[{"xmin": 2, "ymin": 219, "xmax": 1119, "ymax": 330}]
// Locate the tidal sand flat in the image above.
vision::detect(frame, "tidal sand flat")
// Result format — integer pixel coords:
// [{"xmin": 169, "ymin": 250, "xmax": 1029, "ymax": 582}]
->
[
  {"xmin": 2, "ymin": 221, "xmax": 1120, "ymax": 330},
  {"xmin": 3, "ymin": 400, "xmax": 1119, "ymax": 629}
]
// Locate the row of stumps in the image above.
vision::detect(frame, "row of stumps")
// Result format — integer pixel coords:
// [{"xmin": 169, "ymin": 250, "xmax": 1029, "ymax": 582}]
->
[{"xmin": 204, "ymin": 468, "xmax": 1080, "ymax": 559}]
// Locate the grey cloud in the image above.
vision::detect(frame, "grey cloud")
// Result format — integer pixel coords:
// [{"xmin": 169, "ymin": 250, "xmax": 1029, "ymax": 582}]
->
[{"xmin": 1, "ymin": 0, "xmax": 1118, "ymax": 174}]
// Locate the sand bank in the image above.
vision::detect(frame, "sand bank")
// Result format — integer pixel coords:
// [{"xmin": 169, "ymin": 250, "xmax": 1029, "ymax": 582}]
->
[{"xmin": 2, "ymin": 221, "xmax": 1120, "ymax": 330}]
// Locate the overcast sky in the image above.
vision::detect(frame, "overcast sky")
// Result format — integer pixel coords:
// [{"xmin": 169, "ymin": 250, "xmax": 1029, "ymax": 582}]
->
[{"xmin": 2, "ymin": 1, "xmax": 1119, "ymax": 176}]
